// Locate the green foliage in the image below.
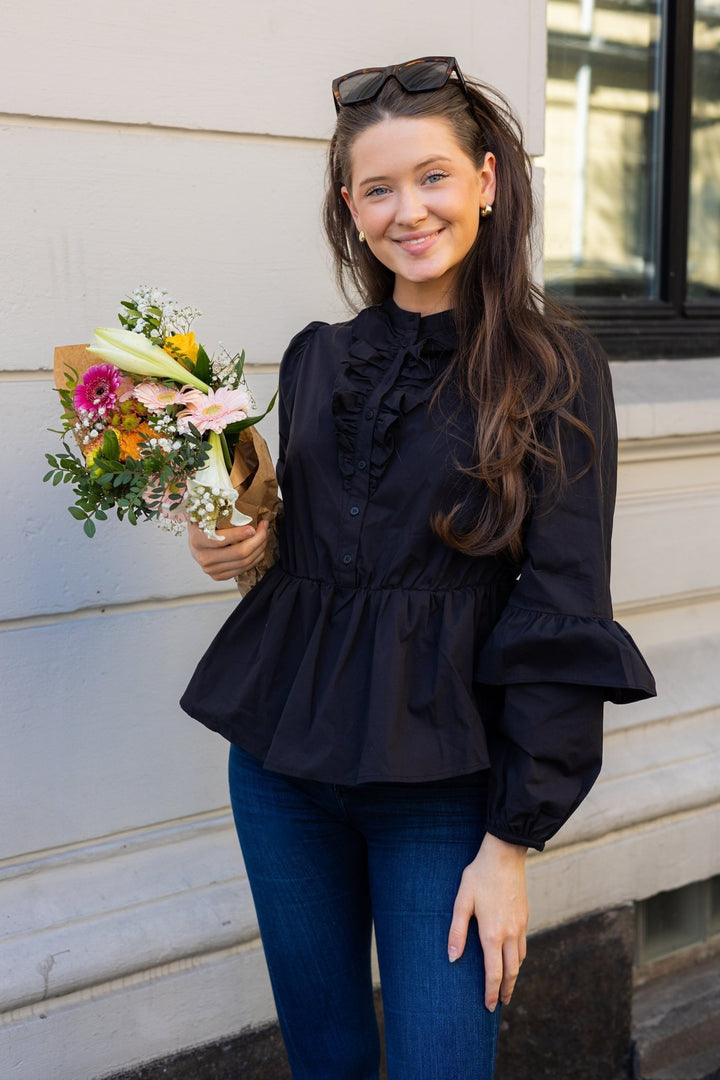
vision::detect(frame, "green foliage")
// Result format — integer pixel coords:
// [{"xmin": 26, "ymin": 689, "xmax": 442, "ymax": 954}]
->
[{"xmin": 43, "ymin": 428, "xmax": 209, "ymax": 537}]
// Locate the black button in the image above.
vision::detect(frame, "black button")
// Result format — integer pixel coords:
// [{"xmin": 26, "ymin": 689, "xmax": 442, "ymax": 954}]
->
[
  {"xmin": 350, "ymin": 505, "xmax": 360, "ymax": 516},
  {"xmin": 365, "ymin": 409, "xmax": 375, "ymax": 420},
  {"xmin": 358, "ymin": 459, "xmax": 367, "ymax": 470},
  {"xmin": 342, "ymin": 554, "xmax": 353, "ymax": 565}
]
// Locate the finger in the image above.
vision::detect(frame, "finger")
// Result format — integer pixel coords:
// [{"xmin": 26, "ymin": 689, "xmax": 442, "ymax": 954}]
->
[
  {"xmin": 204, "ymin": 524, "xmax": 258, "ymax": 546},
  {"xmin": 499, "ymin": 940, "xmax": 522, "ymax": 1005},
  {"xmin": 447, "ymin": 886, "xmax": 474, "ymax": 963},
  {"xmin": 203, "ymin": 544, "xmax": 268, "ymax": 579},
  {"xmin": 481, "ymin": 938, "xmax": 504, "ymax": 1013}
]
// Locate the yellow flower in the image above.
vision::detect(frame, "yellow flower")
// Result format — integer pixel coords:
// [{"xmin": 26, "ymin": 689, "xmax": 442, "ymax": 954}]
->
[{"xmin": 164, "ymin": 332, "xmax": 199, "ymax": 368}]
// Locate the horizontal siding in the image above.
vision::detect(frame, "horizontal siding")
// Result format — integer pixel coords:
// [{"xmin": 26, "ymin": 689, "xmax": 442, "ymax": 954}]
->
[
  {"xmin": 2, "ymin": 0, "xmax": 545, "ymax": 152},
  {"xmin": 0, "ymin": 123, "xmax": 338, "ymax": 372}
]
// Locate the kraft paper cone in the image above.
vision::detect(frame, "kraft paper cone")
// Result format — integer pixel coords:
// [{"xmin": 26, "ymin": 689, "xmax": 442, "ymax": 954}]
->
[
  {"xmin": 53, "ymin": 344, "xmax": 93, "ymax": 390},
  {"xmin": 227, "ymin": 427, "xmax": 281, "ymax": 595}
]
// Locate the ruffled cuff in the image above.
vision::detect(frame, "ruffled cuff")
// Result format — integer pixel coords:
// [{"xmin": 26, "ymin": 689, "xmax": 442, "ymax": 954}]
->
[
  {"xmin": 475, "ymin": 604, "xmax": 656, "ymax": 703},
  {"xmin": 484, "ymin": 681, "xmax": 605, "ymax": 851}
]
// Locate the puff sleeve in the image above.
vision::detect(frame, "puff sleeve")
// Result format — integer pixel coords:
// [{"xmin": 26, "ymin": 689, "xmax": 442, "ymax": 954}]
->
[{"xmin": 475, "ymin": 336, "xmax": 656, "ymax": 850}]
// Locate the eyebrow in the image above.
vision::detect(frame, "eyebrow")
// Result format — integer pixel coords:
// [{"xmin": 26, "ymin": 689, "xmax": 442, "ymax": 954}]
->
[{"xmin": 357, "ymin": 155, "xmax": 454, "ymax": 187}]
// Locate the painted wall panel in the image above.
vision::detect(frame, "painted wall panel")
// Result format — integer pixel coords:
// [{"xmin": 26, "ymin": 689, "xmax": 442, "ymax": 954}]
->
[
  {"xmin": 0, "ymin": 123, "xmax": 340, "ymax": 372},
  {"xmin": 0, "ymin": 604, "xmax": 236, "ymax": 858},
  {"xmin": 2, "ymin": 0, "xmax": 545, "ymax": 153}
]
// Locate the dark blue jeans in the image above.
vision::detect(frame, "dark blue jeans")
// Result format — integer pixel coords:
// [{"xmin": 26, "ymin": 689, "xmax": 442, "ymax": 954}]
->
[{"xmin": 228, "ymin": 744, "xmax": 501, "ymax": 1080}]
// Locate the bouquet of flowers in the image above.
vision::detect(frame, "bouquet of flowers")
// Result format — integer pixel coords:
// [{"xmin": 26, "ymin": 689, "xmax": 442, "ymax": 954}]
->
[{"xmin": 45, "ymin": 287, "xmax": 278, "ymax": 541}]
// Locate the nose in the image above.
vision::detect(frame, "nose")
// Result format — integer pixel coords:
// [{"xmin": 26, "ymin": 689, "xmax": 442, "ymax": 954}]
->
[{"xmin": 395, "ymin": 184, "xmax": 428, "ymax": 226}]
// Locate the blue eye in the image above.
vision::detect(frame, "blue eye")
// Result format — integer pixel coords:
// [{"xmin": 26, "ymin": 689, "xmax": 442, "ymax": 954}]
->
[
  {"xmin": 366, "ymin": 185, "xmax": 390, "ymax": 197},
  {"xmin": 425, "ymin": 171, "xmax": 447, "ymax": 184}
]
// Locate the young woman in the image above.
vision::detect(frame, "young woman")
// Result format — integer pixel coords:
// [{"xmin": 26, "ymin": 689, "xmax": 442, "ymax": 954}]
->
[{"xmin": 181, "ymin": 57, "xmax": 655, "ymax": 1080}]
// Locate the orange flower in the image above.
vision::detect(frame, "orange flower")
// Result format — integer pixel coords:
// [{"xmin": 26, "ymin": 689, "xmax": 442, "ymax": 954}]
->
[
  {"xmin": 116, "ymin": 422, "xmax": 156, "ymax": 461},
  {"xmin": 163, "ymin": 332, "xmax": 199, "ymax": 369},
  {"xmin": 83, "ymin": 421, "xmax": 156, "ymax": 466}
]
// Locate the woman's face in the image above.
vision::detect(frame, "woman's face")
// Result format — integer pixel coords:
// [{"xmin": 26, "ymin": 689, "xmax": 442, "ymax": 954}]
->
[{"xmin": 341, "ymin": 115, "xmax": 495, "ymax": 315}]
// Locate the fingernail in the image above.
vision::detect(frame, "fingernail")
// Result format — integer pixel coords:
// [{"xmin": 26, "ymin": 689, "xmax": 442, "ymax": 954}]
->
[
  {"xmin": 487, "ymin": 1003, "xmax": 496, "ymax": 1013},
  {"xmin": 448, "ymin": 946, "xmax": 458, "ymax": 963}
]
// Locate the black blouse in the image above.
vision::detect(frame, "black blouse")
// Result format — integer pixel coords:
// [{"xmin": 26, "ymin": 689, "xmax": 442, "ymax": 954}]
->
[{"xmin": 181, "ymin": 299, "xmax": 655, "ymax": 850}]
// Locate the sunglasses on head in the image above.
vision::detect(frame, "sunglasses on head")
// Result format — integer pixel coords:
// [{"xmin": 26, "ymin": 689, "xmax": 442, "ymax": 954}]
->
[{"xmin": 332, "ymin": 56, "xmax": 472, "ymax": 114}]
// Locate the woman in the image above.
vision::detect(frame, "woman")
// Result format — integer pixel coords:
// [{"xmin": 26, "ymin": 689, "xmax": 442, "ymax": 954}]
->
[{"xmin": 181, "ymin": 57, "xmax": 655, "ymax": 1080}]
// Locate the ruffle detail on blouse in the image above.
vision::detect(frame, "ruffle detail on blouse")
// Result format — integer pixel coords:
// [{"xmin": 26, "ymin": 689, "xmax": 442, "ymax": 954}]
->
[
  {"xmin": 180, "ymin": 565, "xmax": 509, "ymax": 785},
  {"xmin": 331, "ymin": 308, "xmax": 455, "ymax": 495},
  {"xmin": 475, "ymin": 604, "xmax": 657, "ymax": 703}
]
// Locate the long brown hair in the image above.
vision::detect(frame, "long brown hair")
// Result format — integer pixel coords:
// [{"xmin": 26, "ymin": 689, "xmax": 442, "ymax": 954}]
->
[{"xmin": 323, "ymin": 74, "xmax": 595, "ymax": 562}]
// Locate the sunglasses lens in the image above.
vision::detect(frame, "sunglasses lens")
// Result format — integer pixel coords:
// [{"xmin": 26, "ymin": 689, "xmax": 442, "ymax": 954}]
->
[
  {"xmin": 397, "ymin": 60, "xmax": 450, "ymax": 92},
  {"xmin": 338, "ymin": 70, "xmax": 387, "ymax": 105}
]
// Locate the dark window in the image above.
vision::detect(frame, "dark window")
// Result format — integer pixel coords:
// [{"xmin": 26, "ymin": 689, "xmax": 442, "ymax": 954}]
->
[
  {"xmin": 636, "ymin": 876, "xmax": 720, "ymax": 965},
  {"xmin": 544, "ymin": 0, "xmax": 720, "ymax": 358}
]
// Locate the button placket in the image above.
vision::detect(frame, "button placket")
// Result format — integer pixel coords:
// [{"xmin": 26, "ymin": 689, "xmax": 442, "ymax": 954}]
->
[{"xmin": 335, "ymin": 343, "xmax": 411, "ymax": 583}]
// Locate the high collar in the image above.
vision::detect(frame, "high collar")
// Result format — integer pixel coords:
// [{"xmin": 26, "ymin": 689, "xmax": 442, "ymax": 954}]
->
[{"xmin": 352, "ymin": 298, "xmax": 457, "ymax": 353}]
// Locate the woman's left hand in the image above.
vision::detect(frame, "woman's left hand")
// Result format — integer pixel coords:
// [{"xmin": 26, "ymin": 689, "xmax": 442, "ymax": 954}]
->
[{"xmin": 447, "ymin": 832, "xmax": 529, "ymax": 1012}]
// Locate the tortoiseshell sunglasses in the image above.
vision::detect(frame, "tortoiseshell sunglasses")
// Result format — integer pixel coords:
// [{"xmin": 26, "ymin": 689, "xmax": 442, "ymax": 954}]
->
[{"xmin": 331, "ymin": 56, "xmax": 473, "ymax": 114}]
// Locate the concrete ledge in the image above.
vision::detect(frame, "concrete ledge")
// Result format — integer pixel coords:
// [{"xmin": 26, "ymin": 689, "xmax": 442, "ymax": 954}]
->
[{"xmin": 611, "ymin": 357, "xmax": 720, "ymax": 440}]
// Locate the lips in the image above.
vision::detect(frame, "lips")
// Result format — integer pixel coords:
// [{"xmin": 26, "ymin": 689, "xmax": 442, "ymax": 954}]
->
[{"xmin": 392, "ymin": 229, "xmax": 443, "ymax": 254}]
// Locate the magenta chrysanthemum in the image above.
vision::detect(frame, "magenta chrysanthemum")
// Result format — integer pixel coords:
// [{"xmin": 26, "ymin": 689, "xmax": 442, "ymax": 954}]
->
[{"xmin": 74, "ymin": 364, "xmax": 123, "ymax": 416}]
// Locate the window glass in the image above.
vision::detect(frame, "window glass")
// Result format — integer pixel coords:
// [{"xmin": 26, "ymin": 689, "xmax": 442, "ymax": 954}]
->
[
  {"xmin": 544, "ymin": 0, "xmax": 664, "ymax": 298},
  {"xmin": 638, "ymin": 882, "xmax": 705, "ymax": 963},
  {"xmin": 687, "ymin": 0, "xmax": 720, "ymax": 299}
]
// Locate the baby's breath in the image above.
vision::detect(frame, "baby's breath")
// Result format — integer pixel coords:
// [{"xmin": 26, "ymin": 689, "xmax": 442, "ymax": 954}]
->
[{"xmin": 120, "ymin": 285, "xmax": 202, "ymax": 341}]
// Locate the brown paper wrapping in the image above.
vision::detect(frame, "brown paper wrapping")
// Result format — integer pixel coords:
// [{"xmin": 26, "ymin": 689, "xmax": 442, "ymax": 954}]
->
[
  {"xmin": 53, "ymin": 343, "xmax": 94, "ymax": 390},
  {"xmin": 53, "ymin": 343, "xmax": 280, "ymax": 596},
  {"xmin": 226, "ymin": 427, "xmax": 281, "ymax": 596}
]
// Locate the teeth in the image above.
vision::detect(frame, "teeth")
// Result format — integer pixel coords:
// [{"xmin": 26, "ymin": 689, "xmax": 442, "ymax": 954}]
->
[{"xmin": 401, "ymin": 233, "xmax": 436, "ymax": 246}]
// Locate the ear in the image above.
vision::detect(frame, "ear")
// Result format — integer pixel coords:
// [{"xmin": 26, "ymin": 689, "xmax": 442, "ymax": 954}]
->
[
  {"xmin": 478, "ymin": 152, "xmax": 497, "ymax": 208},
  {"xmin": 341, "ymin": 185, "xmax": 362, "ymax": 231}
]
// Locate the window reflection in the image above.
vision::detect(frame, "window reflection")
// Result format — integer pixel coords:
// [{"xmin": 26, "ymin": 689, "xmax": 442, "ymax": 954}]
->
[
  {"xmin": 544, "ymin": 0, "xmax": 664, "ymax": 299},
  {"xmin": 687, "ymin": 0, "xmax": 720, "ymax": 299}
]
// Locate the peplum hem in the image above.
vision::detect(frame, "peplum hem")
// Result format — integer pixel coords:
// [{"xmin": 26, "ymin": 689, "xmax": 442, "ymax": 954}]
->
[
  {"xmin": 475, "ymin": 603, "xmax": 656, "ymax": 703},
  {"xmin": 180, "ymin": 565, "xmax": 509, "ymax": 785}
]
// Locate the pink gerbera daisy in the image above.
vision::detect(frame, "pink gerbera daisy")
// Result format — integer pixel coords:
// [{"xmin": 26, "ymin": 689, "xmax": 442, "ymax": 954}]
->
[
  {"xmin": 177, "ymin": 386, "xmax": 252, "ymax": 434},
  {"xmin": 73, "ymin": 364, "xmax": 123, "ymax": 417},
  {"xmin": 133, "ymin": 381, "xmax": 194, "ymax": 414}
]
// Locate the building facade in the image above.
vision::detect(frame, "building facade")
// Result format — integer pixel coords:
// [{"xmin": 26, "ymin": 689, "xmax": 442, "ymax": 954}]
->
[{"xmin": 1, "ymin": 2, "xmax": 718, "ymax": 1078}]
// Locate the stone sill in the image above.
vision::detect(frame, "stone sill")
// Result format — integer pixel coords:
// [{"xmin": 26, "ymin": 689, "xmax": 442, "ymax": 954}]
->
[{"xmin": 611, "ymin": 356, "xmax": 720, "ymax": 441}]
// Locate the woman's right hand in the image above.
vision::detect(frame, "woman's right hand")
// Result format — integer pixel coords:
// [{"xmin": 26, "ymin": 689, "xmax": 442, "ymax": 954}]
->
[{"xmin": 188, "ymin": 519, "xmax": 271, "ymax": 580}]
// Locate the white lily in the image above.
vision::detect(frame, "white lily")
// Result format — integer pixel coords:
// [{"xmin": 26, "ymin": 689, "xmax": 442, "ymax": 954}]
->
[
  {"xmin": 185, "ymin": 431, "xmax": 252, "ymax": 535},
  {"xmin": 88, "ymin": 327, "xmax": 209, "ymax": 392}
]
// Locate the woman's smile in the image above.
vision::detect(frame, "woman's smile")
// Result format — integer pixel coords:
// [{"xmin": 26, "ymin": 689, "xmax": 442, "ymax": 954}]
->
[{"xmin": 392, "ymin": 228, "xmax": 444, "ymax": 254}]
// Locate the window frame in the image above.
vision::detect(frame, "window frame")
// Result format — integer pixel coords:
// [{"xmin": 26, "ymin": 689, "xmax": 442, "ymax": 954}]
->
[{"xmin": 546, "ymin": 0, "xmax": 720, "ymax": 360}]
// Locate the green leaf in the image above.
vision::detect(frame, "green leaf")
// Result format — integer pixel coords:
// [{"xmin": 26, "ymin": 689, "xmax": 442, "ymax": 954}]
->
[
  {"xmin": 68, "ymin": 506, "xmax": 87, "ymax": 520},
  {"xmin": 83, "ymin": 519, "xmax": 97, "ymax": 538},
  {"xmin": 102, "ymin": 428, "xmax": 120, "ymax": 460},
  {"xmin": 52, "ymin": 473, "xmax": 63, "ymax": 486},
  {"xmin": 95, "ymin": 509, "xmax": 108, "ymax": 521},
  {"xmin": 43, "ymin": 470, "xmax": 55, "ymax": 482},
  {"xmin": 194, "ymin": 343, "xmax": 212, "ymax": 384},
  {"xmin": 127, "ymin": 509, "xmax": 137, "ymax": 525}
]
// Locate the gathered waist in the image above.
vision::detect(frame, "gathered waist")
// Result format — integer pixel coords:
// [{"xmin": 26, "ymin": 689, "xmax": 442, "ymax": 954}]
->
[{"xmin": 274, "ymin": 563, "xmax": 515, "ymax": 594}]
